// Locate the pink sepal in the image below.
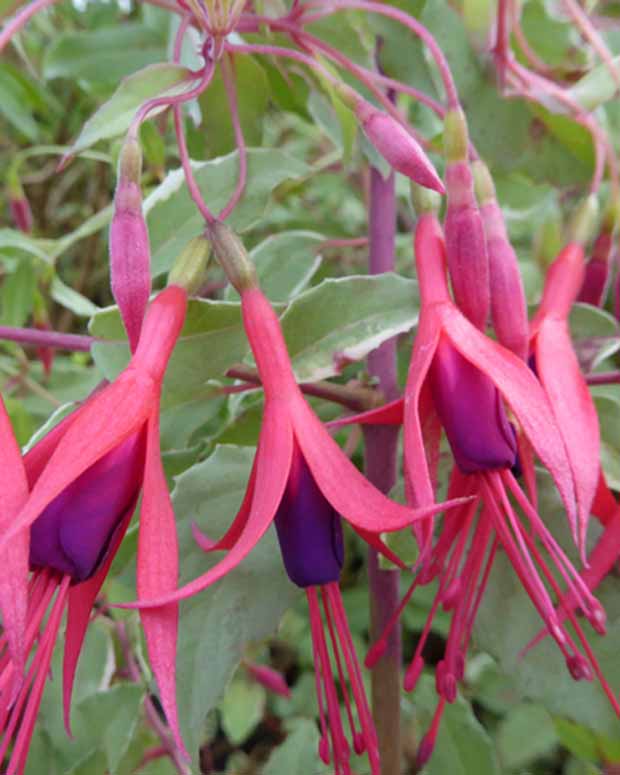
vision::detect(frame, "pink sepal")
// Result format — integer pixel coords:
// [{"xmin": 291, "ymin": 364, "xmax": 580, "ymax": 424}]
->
[{"xmin": 137, "ymin": 412, "xmax": 188, "ymax": 760}]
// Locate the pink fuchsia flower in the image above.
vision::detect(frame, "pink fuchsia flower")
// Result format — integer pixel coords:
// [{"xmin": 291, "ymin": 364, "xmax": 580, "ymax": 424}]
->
[
  {"xmin": 0, "ymin": 285, "xmax": 188, "ymax": 772},
  {"xmin": 335, "ymin": 200, "xmax": 617, "ymax": 762},
  {"xmin": 110, "ymin": 136, "xmax": 152, "ymax": 353},
  {"xmin": 529, "ymin": 197, "xmax": 601, "ymax": 559},
  {"xmin": 126, "ymin": 221, "xmax": 469, "ymax": 774}
]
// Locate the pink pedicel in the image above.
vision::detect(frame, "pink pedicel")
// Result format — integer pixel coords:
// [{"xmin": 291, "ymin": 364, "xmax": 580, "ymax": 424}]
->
[
  {"xmin": 110, "ymin": 137, "xmax": 152, "ymax": 353},
  {"xmin": 355, "ymin": 99, "xmax": 445, "ymax": 194}
]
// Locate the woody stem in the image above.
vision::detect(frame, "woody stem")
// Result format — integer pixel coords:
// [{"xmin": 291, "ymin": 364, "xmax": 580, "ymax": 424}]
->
[
  {"xmin": 225, "ymin": 364, "xmax": 382, "ymax": 412},
  {"xmin": 364, "ymin": 162, "xmax": 403, "ymax": 773}
]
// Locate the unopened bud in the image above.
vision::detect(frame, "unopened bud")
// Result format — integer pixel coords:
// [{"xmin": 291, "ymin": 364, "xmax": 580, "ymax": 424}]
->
[
  {"xmin": 474, "ymin": 161, "xmax": 528, "ymax": 359},
  {"xmin": 244, "ymin": 662, "xmax": 291, "ymax": 699},
  {"xmin": 567, "ymin": 194, "xmax": 599, "ymax": 247},
  {"xmin": 445, "ymin": 159, "xmax": 490, "ymax": 330},
  {"xmin": 206, "ymin": 220, "xmax": 257, "ymax": 293},
  {"xmin": 168, "ymin": 236, "xmax": 211, "ymax": 294},
  {"xmin": 110, "ymin": 136, "xmax": 151, "ymax": 353},
  {"xmin": 7, "ymin": 173, "xmax": 33, "ymax": 233},
  {"xmin": 355, "ymin": 98, "xmax": 444, "ymax": 193},
  {"xmin": 444, "ymin": 108, "xmax": 469, "ymax": 164}
]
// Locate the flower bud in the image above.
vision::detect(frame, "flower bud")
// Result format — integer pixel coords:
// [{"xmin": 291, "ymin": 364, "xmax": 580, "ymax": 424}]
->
[
  {"xmin": 205, "ymin": 220, "xmax": 257, "ymax": 293},
  {"xmin": 167, "ymin": 235, "xmax": 211, "ymax": 294},
  {"xmin": 444, "ymin": 159, "xmax": 490, "ymax": 330},
  {"xmin": 9, "ymin": 195, "xmax": 33, "ymax": 234},
  {"xmin": 473, "ymin": 161, "xmax": 528, "ymax": 360},
  {"xmin": 336, "ymin": 82, "xmax": 444, "ymax": 193},
  {"xmin": 110, "ymin": 136, "xmax": 152, "ymax": 353},
  {"xmin": 244, "ymin": 662, "xmax": 291, "ymax": 699},
  {"xmin": 578, "ymin": 199, "xmax": 617, "ymax": 306}
]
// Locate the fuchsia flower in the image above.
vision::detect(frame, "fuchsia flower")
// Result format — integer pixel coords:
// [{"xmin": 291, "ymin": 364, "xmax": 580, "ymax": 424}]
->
[
  {"xmin": 0, "ymin": 286, "xmax": 188, "ymax": 773},
  {"xmin": 126, "ymin": 221, "xmax": 468, "ymax": 774},
  {"xmin": 336, "ymin": 202, "xmax": 618, "ymax": 763},
  {"xmin": 529, "ymin": 224, "xmax": 600, "ymax": 558}
]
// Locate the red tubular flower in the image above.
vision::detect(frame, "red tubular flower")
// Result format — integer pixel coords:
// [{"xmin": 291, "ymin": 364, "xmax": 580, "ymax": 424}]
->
[
  {"xmin": 125, "ymin": 221, "xmax": 470, "ymax": 774},
  {"xmin": 529, "ymin": 230, "xmax": 600, "ymax": 559},
  {"xmin": 335, "ymin": 202, "xmax": 617, "ymax": 762},
  {"xmin": 0, "ymin": 286, "xmax": 188, "ymax": 772}
]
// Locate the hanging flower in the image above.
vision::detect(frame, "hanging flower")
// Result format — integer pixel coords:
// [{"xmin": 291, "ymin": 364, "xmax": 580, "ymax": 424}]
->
[{"xmin": 0, "ymin": 285, "xmax": 188, "ymax": 773}]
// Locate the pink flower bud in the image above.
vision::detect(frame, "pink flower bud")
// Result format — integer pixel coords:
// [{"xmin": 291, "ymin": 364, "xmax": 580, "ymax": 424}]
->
[
  {"xmin": 444, "ymin": 161, "xmax": 490, "ymax": 330},
  {"xmin": 9, "ymin": 195, "xmax": 33, "ymax": 234},
  {"xmin": 355, "ymin": 100, "xmax": 445, "ymax": 194},
  {"xmin": 244, "ymin": 662, "xmax": 291, "ymax": 699},
  {"xmin": 480, "ymin": 199, "xmax": 529, "ymax": 360},
  {"xmin": 110, "ymin": 137, "xmax": 152, "ymax": 353},
  {"xmin": 578, "ymin": 229, "xmax": 613, "ymax": 306}
]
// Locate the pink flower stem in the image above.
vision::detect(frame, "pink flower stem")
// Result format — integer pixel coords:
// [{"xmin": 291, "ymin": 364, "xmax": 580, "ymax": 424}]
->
[
  {"xmin": 116, "ymin": 621, "xmax": 190, "ymax": 775},
  {"xmin": 363, "ymin": 159, "xmax": 402, "ymax": 773},
  {"xmin": 225, "ymin": 363, "xmax": 382, "ymax": 412},
  {"xmin": 505, "ymin": 59, "xmax": 613, "ymax": 195},
  {"xmin": 127, "ymin": 19, "xmax": 209, "ymax": 140},
  {"xmin": 0, "ymin": 326, "xmax": 94, "ymax": 351},
  {"xmin": 563, "ymin": 0, "xmax": 620, "ymax": 89},
  {"xmin": 242, "ymin": 14, "xmax": 445, "ymax": 118},
  {"xmin": 586, "ymin": 371, "xmax": 620, "ymax": 386},
  {"xmin": 218, "ymin": 52, "xmax": 247, "ymax": 221},
  {"xmin": 0, "ymin": 0, "xmax": 58, "ymax": 53},
  {"xmin": 171, "ymin": 21, "xmax": 218, "ymax": 225},
  {"xmin": 224, "ymin": 40, "xmax": 433, "ymax": 149},
  {"xmin": 301, "ymin": 0, "xmax": 460, "ymax": 108}
]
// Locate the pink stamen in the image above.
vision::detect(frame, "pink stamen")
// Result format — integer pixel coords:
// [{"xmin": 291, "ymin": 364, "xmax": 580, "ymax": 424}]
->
[
  {"xmin": 327, "ymin": 584, "xmax": 380, "ymax": 772},
  {"xmin": 307, "ymin": 590, "xmax": 330, "ymax": 764},
  {"xmin": 403, "ymin": 655, "xmax": 425, "ymax": 692},
  {"xmin": 416, "ymin": 698, "xmax": 446, "ymax": 768}
]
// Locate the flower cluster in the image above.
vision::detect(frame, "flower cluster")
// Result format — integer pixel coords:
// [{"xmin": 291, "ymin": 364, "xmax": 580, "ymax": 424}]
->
[{"xmin": 1, "ymin": 0, "xmax": 620, "ymax": 772}]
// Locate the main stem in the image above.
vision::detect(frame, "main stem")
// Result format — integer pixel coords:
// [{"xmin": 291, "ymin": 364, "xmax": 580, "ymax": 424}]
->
[{"xmin": 364, "ymin": 165, "xmax": 402, "ymax": 775}]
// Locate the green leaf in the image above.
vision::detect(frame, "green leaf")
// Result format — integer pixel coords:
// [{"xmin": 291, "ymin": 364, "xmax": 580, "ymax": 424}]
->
[
  {"xmin": 0, "ymin": 259, "xmax": 37, "ymax": 327},
  {"xmin": 569, "ymin": 302, "xmax": 620, "ymax": 371},
  {"xmin": 220, "ymin": 675, "xmax": 266, "ymax": 744},
  {"xmin": 227, "ymin": 231, "xmax": 324, "ymax": 303},
  {"xmin": 90, "ymin": 298, "xmax": 251, "ymax": 406},
  {"xmin": 408, "ymin": 675, "xmax": 501, "ymax": 775},
  {"xmin": 43, "ymin": 24, "xmax": 166, "ymax": 86},
  {"xmin": 0, "ymin": 229, "xmax": 54, "ymax": 264},
  {"xmin": 199, "ymin": 56, "xmax": 270, "ymax": 157},
  {"xmin": 595, "ymin": 394, "xmax": 620, "ymax": 490},
  {"xmin": 171, "ymin": 445, "xmax": 300, "ymax": 764},
  {"xmin": 0, "ymin": 64, "xmax": 40, "ymax": 140},
  {"xmin": 51, "ymin": 276, "xmax": 100, "ymax": 317},
  {"xmin": 262, "ymin": 718, "xmax": 330, "ymax": 775},
  {"xmin": 497, "ymin": 703, "xmax": 558, "ymax": 770},
  {"xmin": 281, "ymin": 273, "xmax": 419, "ymax": 381},
  {"xmin": 569, "ymin": 54, "xmax": 620, "ymax": 110},
  {"xmin": 69, "ymin": 63, "xmax": 194, "ymax": 155},
  {"xmin": 145, "ymin": 148, "xmax": 311, "ymax": 276}
]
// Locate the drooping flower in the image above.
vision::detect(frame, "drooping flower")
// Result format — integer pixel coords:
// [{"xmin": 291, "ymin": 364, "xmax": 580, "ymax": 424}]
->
[
  {"xmin": 0, "ymin": 285, "xmax": 188, "ymax": 772},
  {"xmin": 529, "ymin": 195, "xmax": 601, "ymax": 559},
  {"xmin": 124, "ymin": 221, "xmax": 469, "ymax": 774},
  {"xmin": 335, "ymin": 195, "xmax": 617, "ymax": 763}
]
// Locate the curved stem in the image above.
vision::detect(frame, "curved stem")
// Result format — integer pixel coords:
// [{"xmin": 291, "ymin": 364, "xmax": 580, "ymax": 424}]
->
[
  {"xmin": 171, "ymin": 21, "xmax": 218, "ymax": 224},
  {"xmin": 301, "ymin": 0, "xmax": 460, "ymax": 107},
  {"xmin": 0, "ymin": 0, "xmax": 58, "ymax": 53},
  {"xmin": 224, "ymin": 39, "xmax": 433, "ymax": 149},
  {"xmin": 218, "ymin": 52, "xmax": 247, "ymax": 221}
]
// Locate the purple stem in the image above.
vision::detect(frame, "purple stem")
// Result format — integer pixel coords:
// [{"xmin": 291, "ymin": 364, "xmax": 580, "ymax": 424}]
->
[
  {"xmin": 0, "ymin": 326, "xmax": 94, "ymax": 352},
  {"xmin": 364, "ymin": 165, "xmax": 403, "ymax": 775},
  {"xmin": 586, "ymin": 371, "xmax": 620, "ymax": 386}
]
